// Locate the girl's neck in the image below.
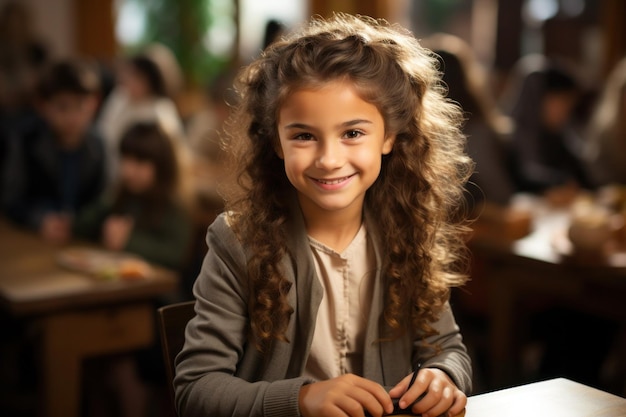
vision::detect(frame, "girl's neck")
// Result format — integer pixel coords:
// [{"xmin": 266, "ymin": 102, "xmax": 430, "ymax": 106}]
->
[{"xmin": 300, "ymin": 203, "xmax": 364, "ymax": 253}]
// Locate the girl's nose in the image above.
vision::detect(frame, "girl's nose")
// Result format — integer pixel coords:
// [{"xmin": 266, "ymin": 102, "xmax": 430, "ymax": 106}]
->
[{"xmin": 315, "ymin": 140, "xmax": 344, "ymax": 170}]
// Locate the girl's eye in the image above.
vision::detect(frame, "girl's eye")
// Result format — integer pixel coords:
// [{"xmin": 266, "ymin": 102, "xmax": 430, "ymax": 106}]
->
[
  {"xmin": 293, "ymin": 132, "xmax": 314, "ymax": 141},
  {"xmin": 344, "ymin": 130, "xmax": 364, "ymax": 139}
]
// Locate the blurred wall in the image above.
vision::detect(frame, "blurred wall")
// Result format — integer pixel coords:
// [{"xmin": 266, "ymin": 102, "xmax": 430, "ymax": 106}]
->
[{"xmin": 0, "ymin": 0, "xmax": 76, "ymax": 58}]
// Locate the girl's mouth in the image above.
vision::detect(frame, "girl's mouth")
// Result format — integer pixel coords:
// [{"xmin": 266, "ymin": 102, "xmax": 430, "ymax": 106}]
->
[
  {"xmin": 310, "ymin": 174, "xmax": 356, "ymax": 190},
  {"xmin": 314, "ymin": 175, "xmax": 353, "ymax": 185}
]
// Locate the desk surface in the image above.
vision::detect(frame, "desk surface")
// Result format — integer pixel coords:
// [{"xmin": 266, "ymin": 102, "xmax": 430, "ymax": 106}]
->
[
  {"xmin": 0, "ymin": 219, "xmax": 178, "ymax": 316},
  {"xmin": 472, "ymin": 195, "xmax": 626, "ymax": 269},
  {"xmin": 467, "ymin": 378, "xmax": 626, "ymax": 417}
]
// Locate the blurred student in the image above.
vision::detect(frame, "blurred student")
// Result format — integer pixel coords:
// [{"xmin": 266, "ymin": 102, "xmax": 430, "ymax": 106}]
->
[
  {"xmin": 75, "ymin": 122, "xmax": 192, "ymax": 417},
  {"xmin": 75, "ymin": 121, "xmax": 192, "ymax": 270},
  {"xmin": 585, "ymin": 57, "xmax": 626, "ymax": 185},
  {"xmin": 505, "ymin": 63, "xmax": 618, "ymax": 393},
  {"xmin": 426, "ymin": 33, "xmax": 515, "ymax": 210},
  {"xmin": 97, "ymin": 44, "xmax": 184, "ymax": 183},
  {"xmin": 1, "ymin": 60, "xmax": 104, "ymax": 243},
  {"xmin": 505, "ymin": 55, "xmax": 593, "ymax": 204}
]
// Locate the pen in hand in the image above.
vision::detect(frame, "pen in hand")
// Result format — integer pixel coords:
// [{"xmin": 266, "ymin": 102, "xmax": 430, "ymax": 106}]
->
[
  {"xmin": 401, "ymin": 363, "xmax": 424, "ymax": 409},
  {"xmin": 407, "ymin": 363, "xmax": 421, "ymax": 391},
  {"xmin": 386, "ymin": 363, "xmax": 425, "ymax": 415},
  {"xmin": 365, "ymin": 364, "xmax": 425, "ymax": 417}
]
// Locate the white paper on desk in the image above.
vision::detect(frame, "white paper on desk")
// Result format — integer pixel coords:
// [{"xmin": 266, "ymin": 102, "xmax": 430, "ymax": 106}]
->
[{"xmin": 513, "ymin": 209, "xmax": 569, "ymax": 263}]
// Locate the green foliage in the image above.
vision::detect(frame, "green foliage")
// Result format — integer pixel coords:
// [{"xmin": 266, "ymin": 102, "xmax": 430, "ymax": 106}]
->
[
  {"xmin": 423, "ymin": 0, "xmax": 465, "ymax": 31},
  {"xmin": 123, "ymin": 0, "xmax": 232, "ymax": 86}
]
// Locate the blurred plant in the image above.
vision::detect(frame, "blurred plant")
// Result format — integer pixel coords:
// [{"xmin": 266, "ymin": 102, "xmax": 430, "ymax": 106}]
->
[
  {"xmin": 423, "ymin": 0, "xmax": 465, "ymax": 31},
  {"xmin": 117, "ymin": 0, "xmax": 235, "ymax": 87}
]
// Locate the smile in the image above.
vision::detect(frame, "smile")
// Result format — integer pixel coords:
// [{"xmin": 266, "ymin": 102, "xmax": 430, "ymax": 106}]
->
[{"xmin": 312, "ymin": 174, "xmax": 354, "ymax": 185}]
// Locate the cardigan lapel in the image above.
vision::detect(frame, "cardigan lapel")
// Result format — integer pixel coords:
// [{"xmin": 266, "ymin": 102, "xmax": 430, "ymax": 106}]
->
[
  {"xmin": 362, "ymin": 209, "xmax": 413, "ymax": 387},
  {"xmin": 284, "ymin": 195, "xmax": 324, "ymax": 377}
]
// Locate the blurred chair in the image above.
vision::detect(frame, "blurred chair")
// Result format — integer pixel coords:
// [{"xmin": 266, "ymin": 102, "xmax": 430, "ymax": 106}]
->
[{"xmin": 157, "ymin": 300, "xmax": 196, "ymax": 410}]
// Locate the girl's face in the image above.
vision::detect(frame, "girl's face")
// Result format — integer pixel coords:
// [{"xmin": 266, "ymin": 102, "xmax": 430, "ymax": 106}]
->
[
  {"xmin": 542, "ymin": 91, "xmax": 577, "ymax": 132},
  {"xmin": 119, "ymin": 156, "xmax": 156, "ymax": 194},
  {"xmin": 119, "ymin": 65, "xmax": 150, "ymax": 101},
  {"xmin": 276, "ymin": 80, "xmax": 395, "ymax": 222}
]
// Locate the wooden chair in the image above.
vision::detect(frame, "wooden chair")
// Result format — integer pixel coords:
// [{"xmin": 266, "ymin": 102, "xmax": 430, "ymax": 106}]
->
[{"xmin": 157, "ymin": 300, "xmax": 196, "ymax": 410}]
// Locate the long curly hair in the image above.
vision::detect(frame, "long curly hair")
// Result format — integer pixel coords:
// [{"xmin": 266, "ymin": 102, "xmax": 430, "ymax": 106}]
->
[{"xmin": 223, "ymin": 13, "xmax": 473, "ymax": 351}]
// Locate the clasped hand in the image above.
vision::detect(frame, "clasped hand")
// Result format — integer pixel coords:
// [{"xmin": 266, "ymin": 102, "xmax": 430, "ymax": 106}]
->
[{"xmin": 299, "ymin": 369, "xmax": 466, "ymax": 417}]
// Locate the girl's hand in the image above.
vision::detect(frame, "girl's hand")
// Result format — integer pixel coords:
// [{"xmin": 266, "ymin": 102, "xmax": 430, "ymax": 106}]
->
[
  {"xmin": 388, "ymin": 368, "xmax": 466, "ymax": 417},
  {"xmin": 40, "ymin": 213, "xmax": 71, "ymax": 244},
  {"xmin": 102, "ymin": 216, "xmax": 134, "ymax": 251},
  {"xmin": 299, "ymin": 374, "xmax": 394, "ymax": 417},
  {"xmin": 544, "ymin": 181, "xmax": 579, "ymax": 208}
]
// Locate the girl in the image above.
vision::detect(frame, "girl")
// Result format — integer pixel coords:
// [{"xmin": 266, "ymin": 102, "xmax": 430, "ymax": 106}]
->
[
  {"xmin": 175, "ymin": 14, "xmax": 473, "ymax": 417},
  {"xmin": 75, "ymin": 121, "xmax": 191, "ymax": 270},
  {"xmin": 76, "ymin": 121, "xmax": 193, "ymax": 417},
  {"xmin": 97, "ymin": 44, "xmax": 185, "ymax": 184}
]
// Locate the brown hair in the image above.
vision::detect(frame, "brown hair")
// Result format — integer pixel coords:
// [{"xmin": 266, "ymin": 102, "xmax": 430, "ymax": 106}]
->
[
  {"xmin": 37, "ymin": 60, "xmax": 100, "ymax": 100},
  {"xmin": 224, "ymin": 13, "xmax": 473, "ymax": 350},
  {"xmin": 114, "ymin": 122, "xmax": 183, "ymax": 225}
]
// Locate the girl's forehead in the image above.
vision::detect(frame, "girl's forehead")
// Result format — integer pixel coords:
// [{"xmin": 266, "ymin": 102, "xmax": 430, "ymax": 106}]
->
[
  {"xmin": 276, "ymin": 80, "xmax": 388, "ymax": 131},
  {"xmin": 280, "ymin": 79, "xmax": 378, "ymax": 109}
]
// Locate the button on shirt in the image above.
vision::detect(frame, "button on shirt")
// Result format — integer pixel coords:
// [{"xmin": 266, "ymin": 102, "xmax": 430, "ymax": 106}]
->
[{"xmin": 304, "ymin": 224, "xmax": 376, "ymax": 380}]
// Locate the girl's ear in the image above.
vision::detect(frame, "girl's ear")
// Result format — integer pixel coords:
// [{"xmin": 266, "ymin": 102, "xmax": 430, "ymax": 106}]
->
[{"xmin": 382, "ymin": 133, "xmax": 396, "ymax": 155}]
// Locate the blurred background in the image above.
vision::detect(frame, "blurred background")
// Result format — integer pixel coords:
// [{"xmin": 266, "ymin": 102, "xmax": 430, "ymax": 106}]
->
[
  {"xmin": 1, "ymin": 0, "xmax": 625, "ymax": 416},
  {"xmin": 3, "ymin": 0, "xmax": 624, "ymax": 109}
]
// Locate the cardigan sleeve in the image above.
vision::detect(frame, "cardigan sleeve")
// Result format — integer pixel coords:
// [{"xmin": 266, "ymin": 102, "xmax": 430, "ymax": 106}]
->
[
  {"xmin": 414, "ymin": 303, "xmax": 473, "ymax": 394},
  {"xmin": 173, "ymin": 214, "xmax": 310, "ymax": 417}
]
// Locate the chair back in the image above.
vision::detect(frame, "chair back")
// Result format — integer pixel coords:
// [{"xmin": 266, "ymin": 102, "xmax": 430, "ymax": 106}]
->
[{"xmin": 157, "ymin": 300, "xmax": 196, "ymax": 408}]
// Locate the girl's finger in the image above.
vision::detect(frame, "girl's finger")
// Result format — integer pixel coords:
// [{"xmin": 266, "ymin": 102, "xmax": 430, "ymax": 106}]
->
[
  {"xmin": 398, "ymin": 370, "xmax": 433, "ymax": 408},
  {"xmin": 388, "ymin": 373, "xmax": 413, "ymax": 397},
  {"xmin": 447, "ymin": 390, "xmax": 468, "ymax": 417},
  {"xmin": 418, "ymin": 385, "xmax": 454, "ymax": 417},
  {"xmin": 350, "ymin": 379, "xmax": 393, "ymax": 415}
]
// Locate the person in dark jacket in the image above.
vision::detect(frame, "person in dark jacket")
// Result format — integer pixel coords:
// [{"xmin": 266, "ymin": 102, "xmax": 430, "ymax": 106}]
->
[{"xmin": 1, "ymin": 59, "xmax": 105, "ymax": 243}]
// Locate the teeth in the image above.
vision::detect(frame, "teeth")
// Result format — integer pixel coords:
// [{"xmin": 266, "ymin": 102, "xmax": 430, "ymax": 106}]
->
[{"xmin": 317, "ymin": 176, "xmax": 349, "ymax": 185}]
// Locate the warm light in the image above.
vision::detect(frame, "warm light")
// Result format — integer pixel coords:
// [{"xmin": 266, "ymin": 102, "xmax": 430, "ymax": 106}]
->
[
  {"xmin": 114, "ymin": 0, "xmax": 146, "ymax": 46},
  {"xmin": 523, "ymin": 0, "xmax": 558, "ymax": 26},
  {"xmin": 239, "ymin": 0, "xmax": 306, "ymax": 61},
  {"xmin": 203, "ymin": 0, "xmax": 236, "ymax": 56}
]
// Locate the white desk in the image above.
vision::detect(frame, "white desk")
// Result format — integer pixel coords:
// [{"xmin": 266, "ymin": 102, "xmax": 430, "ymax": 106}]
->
[{"xmin": 467, "ymin": 378, "xmax": 626, "ymax": 416}]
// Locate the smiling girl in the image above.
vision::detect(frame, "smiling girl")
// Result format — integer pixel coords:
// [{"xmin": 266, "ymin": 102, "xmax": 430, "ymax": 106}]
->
[{"xmin": 175, "ymin": 13, "xmax": 473, "ymax": 417}]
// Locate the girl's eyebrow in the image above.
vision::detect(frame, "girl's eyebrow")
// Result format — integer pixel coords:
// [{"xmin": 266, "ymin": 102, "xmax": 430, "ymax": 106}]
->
[
  {"xmin": 283, "ymin": 119, "xmax": 373, "ymax": 129},
  {"xmin": 283, "ymin": 122, "xmax": 313, "ymax": 130},
  {"xmin": 340, "ymin": 119, "xmax": 373, "ymax": 127}
]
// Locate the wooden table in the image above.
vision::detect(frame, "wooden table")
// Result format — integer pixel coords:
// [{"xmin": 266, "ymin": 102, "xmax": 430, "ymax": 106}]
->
[
  {"xmin": 0, "ymin": 219, "xmax": 179, "ymax": 417},
  {"xmin": 466, "ymin": 378, "xmax": 626, "ymax": 416},
  {"xmin": 469, "ymin": 198, "xmax": 626, "ymax": 389}
]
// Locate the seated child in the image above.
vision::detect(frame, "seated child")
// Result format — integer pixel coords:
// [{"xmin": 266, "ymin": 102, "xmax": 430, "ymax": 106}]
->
[
  {"xmin": 1, "ymin": 59, "xmax": 105, "ymax": 243},
  {"xmin": 175, "ymin": 13, "xmax": 472, "ymax": 417},
  {"xmin": 75, "ymin": 121, "xmax": 193, "ymax": 417},
  {"xmin": 97, "ymin": 44, "xmax": 185, "ymax": 184},
  {"xmin": 74, "ymin": 121, "xmax": 192, "ymax": 270}
]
